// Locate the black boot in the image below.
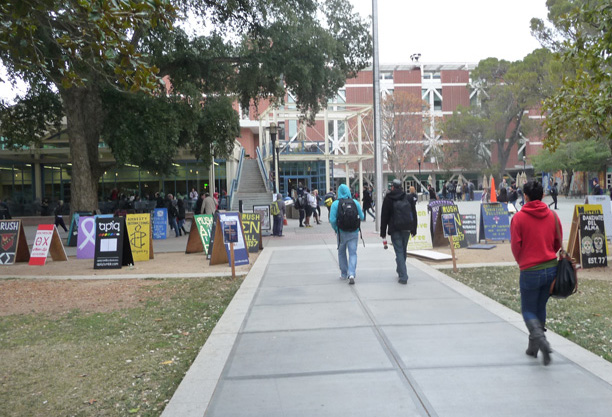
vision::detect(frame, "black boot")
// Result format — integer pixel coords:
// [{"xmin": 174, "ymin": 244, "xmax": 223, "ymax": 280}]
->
[
  {"xmin": 525, "ymin": 337, "xmax": 538, "ymax": 358},
  {"xmin": 182, "ymin": 226, "xmax": 188, "ymax": 235},
  {"xmin": 525, "ymin": 319, "xmax": 552, "ymax": 365}
]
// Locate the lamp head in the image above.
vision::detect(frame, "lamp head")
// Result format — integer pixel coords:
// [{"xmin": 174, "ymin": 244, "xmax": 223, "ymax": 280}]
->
[{"xmin": 268, "ymin": 122, "xmax": 278, "ymax": 135}]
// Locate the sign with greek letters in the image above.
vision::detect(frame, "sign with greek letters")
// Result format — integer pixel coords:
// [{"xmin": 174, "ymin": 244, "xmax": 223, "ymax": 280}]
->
[
  {"xmin": 29, "ymin": 224, "xmax": 67, "ymax": 265},
  {"xmin": 0, "ymin": 220, "xmax": 29, "ymax": 265}
]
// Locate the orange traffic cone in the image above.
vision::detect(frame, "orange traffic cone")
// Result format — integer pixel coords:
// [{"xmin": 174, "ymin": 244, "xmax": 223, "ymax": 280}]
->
[{"xmin": 490, "ymin": 177, "xmax": 498, "ymax": 203}]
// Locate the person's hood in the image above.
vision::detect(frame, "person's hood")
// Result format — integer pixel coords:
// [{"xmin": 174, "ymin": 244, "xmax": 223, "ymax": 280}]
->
[
  {"xmin": 520, "ymin": 200, "xmax": 551, "ymax": 219},
  {"xmin": 386, "ymin": 188, "xmax": 405, "ymax": 201},
  {"xmin": 337, "ymin": 184, "xmax": 352, "ymax": 199}
]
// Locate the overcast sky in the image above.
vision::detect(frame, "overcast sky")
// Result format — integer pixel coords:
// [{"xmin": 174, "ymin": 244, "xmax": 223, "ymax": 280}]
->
[{"xmin": 349, "ymin": 0, "xmax": 550, "ymax": 64}]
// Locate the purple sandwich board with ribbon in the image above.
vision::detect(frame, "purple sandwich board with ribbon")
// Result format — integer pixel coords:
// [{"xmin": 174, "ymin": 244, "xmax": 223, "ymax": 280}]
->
[{"xmin": 77, "ymin": 216, "xmax": 96, "ymax": 259}]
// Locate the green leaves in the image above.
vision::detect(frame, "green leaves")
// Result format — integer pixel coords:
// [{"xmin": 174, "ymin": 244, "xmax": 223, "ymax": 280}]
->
[{"xmin": 540, "ymin": 1, "xmax": 612, "ymax": 152}]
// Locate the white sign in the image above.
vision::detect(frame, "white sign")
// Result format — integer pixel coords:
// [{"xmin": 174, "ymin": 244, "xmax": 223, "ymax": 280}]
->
[
  {"xmin": 585, "ymin": 195, "xmax": 612, "ymax": 241},
  {"xmin": 407, "ymin": 202, "xmax": 433, "ymax": 250},
  {"xmin": 30, "ymin": 229, "xmax": 54, "ymax": 260}
]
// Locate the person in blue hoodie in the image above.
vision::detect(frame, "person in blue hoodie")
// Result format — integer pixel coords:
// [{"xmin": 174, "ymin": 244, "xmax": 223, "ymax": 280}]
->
[{"xmin": 330, "ymin": 184, "xmax": 365, "ymax": 285}]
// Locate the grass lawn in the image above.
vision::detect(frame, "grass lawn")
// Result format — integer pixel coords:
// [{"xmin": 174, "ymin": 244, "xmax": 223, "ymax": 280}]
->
[
  {"xmin": 0, "ymin": 277, "xmax": 242, "ymax": 417},
  {"xmin": 446, "ymin": 266, "xmax": 612, "ymax": 363}
]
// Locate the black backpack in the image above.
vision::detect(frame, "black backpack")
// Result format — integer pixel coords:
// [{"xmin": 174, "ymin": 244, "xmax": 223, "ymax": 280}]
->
[
  {"xmin": 296, "ymin": 193, "xmax": 306, "ymax": 209},
  {"xmin": 392, "ymin": 194, "xmax": 414, "ymax": 231},
  {"xmin": 336, "ymin": 198, "xmax": 360, "ymax": 232}
]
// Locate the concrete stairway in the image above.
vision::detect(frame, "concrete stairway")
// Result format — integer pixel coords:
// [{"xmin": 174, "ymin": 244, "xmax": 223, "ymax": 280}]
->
[{"xmin": 231, "ymin": 159, "xmax": 273, "ymax": 211}]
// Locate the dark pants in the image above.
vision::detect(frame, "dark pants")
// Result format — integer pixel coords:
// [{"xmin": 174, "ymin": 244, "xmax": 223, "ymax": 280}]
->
[
  {"xmin": 299, "ymin": 209, "xmax": 305, "ymax": 226},
  {"xmin": 391, "ymin": 230, "xmax": 411, "ymax": 281},
  {"xmin": 549, "ymin": 195, "xmax": 558, "ymax": 209},
  {"xmin": 273, "ymin": 215, "xmax": 283, "ymax": 236},
  {"xmin": 55, "ymin": 216, "xmax": 67, "ymax": 232}
]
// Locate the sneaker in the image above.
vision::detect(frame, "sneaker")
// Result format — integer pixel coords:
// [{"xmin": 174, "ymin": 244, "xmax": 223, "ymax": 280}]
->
[
  {"xmin": 299, "ymin": 224, "xmax": 304, "ymax": 227},
  {"xmin": 340, "ymin": 276, "xmax": 347, "ymax": 280},
  {"xmin": 348, "ymin": 276, "xmax": 355, "ymax": 285},
  {"xmin": 398, "ymin": 278, "xmax": 408, "ymax": 285}
]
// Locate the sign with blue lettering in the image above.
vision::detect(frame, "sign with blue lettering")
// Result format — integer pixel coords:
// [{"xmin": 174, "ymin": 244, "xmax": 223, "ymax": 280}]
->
[
  {"xmin": 479, "ymin": 203, "xmax": 511, "ymax": 242},
  {"xmin": 152, "ymin": 208, "xmax": 167, "ymax": 239}
]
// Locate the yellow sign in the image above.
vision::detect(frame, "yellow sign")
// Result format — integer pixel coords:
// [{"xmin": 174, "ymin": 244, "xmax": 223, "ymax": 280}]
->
[
  {"xmin": 241, "ymin": 213, "xmax": 262, "ymax": 253},
  {"xmin": 126, "ymin": 213, "xmax": 151, "ymax": 262}
]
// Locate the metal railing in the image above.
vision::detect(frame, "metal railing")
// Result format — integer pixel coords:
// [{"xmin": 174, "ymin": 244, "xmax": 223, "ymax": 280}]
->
[
  {"xmin": 256, "ymin": 146, "xmax": 274, "ymax": 192},
  {"xmin": 228, "ymin": 148, "xmax": 245, "ymax": 210}
]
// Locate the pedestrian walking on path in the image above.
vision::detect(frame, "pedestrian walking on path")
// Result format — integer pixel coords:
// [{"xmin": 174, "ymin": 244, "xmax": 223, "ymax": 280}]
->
[
  {"xmin": 548, "ymin": 182, "xmax": 559, "ymax": 210},
  {"xmin": 380, "ymin": 179, "xmax": 418, "ymax": 284},
  {"xmin": 330, "ymin": 184, "xmax": 364, "ymax": 285},
  {"xmin": 510, "ymin": 180, "xmax": 561, "ymax": 365}
]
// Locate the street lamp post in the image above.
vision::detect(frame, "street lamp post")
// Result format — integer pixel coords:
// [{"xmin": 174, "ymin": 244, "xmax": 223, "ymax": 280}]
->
[
  {"xmin": 523, "ymin": 155, "xmax": 526, "ymax": 172},
  {"xmin": 268, "ymin": 122, "xmax": 278, "ymax": 193},
  {"xmin": 417, "ymin": 156, "xmax": 422, "ymax": 193}
]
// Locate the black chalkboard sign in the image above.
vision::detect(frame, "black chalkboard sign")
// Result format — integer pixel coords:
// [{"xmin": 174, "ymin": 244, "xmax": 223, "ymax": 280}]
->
[
  {"xmin": 94, "ymin": 217, "xmax": 134, "ymax": 269},
  {"xmin": 579, "ymin": 213, "xmax": 608, "ymax": 269},
  {"xmin": 460, "ymin": 214, "xmax": 478, "ymax": 246}
]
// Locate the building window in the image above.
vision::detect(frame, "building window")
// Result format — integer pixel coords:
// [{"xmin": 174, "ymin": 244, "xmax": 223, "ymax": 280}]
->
[
  {"xmin": 434, "ymin": 88, "xmax": 442, "ymax": 111},
  {"xmin": 380, "ymin": 71, "xmax": 393, "ymax": 80}
]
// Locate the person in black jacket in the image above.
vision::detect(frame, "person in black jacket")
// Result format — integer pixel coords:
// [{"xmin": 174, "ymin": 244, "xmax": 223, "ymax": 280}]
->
[
  {"xmin": 548, "ymin": 182, "xmax": 559, "ymax": 210},
  {"xmin": 177, "ymin": 198, "xmax": 188, "ymax": 236},
  {"xmin": 380, "ymin": 179, "xmax": 418, "ymax": 284}
]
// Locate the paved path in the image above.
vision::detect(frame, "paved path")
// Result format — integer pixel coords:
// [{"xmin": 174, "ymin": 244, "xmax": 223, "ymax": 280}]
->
[{"xmin": 161, "ymin": 199, "xmax": 612, "ymax": 417}]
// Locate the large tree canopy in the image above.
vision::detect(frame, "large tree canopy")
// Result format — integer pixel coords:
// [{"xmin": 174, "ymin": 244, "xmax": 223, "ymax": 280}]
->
[
  {"xmin": 442, "ymin": 49, "xmax": 556, "ymax": 183},
  {"xmin": 0, "ymin": 0, "xmax": 372, "ymax": 211},
  {"xmin": 532, "ymin": 0, "xmax": 612, "ymax": 151}
]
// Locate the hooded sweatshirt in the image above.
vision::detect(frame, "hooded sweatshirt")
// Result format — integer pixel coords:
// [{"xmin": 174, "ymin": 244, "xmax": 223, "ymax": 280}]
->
[
  {"xmin": 330, "ymin": 184, "xmax": 364, "ymax": 233},
  {"xmin": 380, "ymin": 187, "xmax": 418, "ymax": 238},
  {"xmin": 510, "ymin": 200, "xmax": 562, "ymax": 270}
]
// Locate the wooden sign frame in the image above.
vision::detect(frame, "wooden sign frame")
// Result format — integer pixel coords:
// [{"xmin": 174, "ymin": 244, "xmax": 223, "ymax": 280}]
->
[
  {"xmin": 0, "ymin": 219, "xmax": 30, "ymax": 264},
  {"xmin": 209, "ymin": 213, "xmax": 250, "ymax": 266},
  {"xmin": 29, "ymin": 224, "xmax": 67, "ymax": 265},
  {"xmin": 186, "ymin": 214, "xmax": 214, "ymax": 254}
]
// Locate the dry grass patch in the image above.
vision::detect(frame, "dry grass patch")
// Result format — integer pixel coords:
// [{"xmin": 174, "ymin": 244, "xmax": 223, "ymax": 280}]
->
[{"xmin": 0, "ymin": 277, "xmax": 243, "ymax": 417}]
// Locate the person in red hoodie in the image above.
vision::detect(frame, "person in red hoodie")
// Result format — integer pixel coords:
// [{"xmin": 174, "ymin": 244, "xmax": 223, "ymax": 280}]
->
[{"xmin": 510, "ymin": 180, "xmax": 562, "ymax": 366}]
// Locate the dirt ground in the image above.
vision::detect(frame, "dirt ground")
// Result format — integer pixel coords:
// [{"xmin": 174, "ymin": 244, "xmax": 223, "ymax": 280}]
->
[{"xmin": 0, "ymin": 251, "xmax": 257, "ymax": 317}]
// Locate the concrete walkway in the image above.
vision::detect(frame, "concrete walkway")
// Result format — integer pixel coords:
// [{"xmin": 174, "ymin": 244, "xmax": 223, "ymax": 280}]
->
[{"xmin": 162, "ymin": 212, "xmax": 612, "ymax": 416}]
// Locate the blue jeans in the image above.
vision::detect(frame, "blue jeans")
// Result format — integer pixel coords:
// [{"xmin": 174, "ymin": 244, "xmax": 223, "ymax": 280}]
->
[
  {"xmin": 520, "ymin": 266, "xmax": 557, "ymax": 323},
  {"xmin": 338, "ymin": 230, "xmax": 359, "ymax": 278},
  {"xmin": 391, "ymin": 231, "xmax": 411, "ymax": 281},
  {"xmin": 273, "ymin": 215, "xmax": 283, "ymax": 236}
]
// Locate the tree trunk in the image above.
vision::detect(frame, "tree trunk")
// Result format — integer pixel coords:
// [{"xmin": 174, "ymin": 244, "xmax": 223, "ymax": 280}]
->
[{"xmin": 60, "ymin": 87, "xmax": 104, "ymax": 214}]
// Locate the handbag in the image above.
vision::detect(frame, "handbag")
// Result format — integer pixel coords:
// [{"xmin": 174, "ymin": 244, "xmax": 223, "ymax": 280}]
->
[{"xmin": 550, "ymin": 212, "xmax": 578, "ymax": 298}]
